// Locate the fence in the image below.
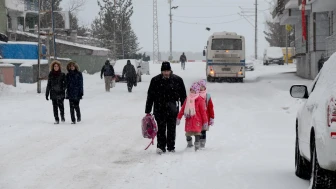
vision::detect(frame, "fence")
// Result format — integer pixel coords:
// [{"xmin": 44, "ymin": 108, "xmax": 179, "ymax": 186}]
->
[{"xmin": 326, "ymin": 34, "xmax": 336, "ymax": 57}]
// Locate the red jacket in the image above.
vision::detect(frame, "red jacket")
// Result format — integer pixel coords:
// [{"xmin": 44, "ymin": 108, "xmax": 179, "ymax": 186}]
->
[
  {"xmin": 177, "ymin": 96, "xmax": 208, "ymax": 133},
  {"xmin": 206, "ymin": 97, "xmax": 214, "ymax": 124}
]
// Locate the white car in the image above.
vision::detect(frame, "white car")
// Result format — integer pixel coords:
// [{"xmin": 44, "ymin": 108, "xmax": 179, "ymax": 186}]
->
[
  {"xmin": 290, "ymin": 54, "xmax": 336, "ymax": 189},
  {"xmin": 113, "ymin": 59, "xmax": 142, "ymax": 83}
]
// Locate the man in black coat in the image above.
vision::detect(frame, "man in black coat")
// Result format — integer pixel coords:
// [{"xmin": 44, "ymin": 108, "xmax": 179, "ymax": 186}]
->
[
  {"xmin": 122, "ymin": 60, "xmax": 137, "ymax": 93},
  {"xmin": 145, "ymin": 61, "xmax": 187, "ymax": 154},
  {"xmin": 180, "ymin": 52, "xmax": 187, "ymax": 70},
  {"xmin": 101, "ymin": 59, "xmax": 115, "ymax": 92}
]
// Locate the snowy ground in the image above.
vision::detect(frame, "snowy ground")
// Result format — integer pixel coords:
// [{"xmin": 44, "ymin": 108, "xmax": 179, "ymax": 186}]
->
[{"xmin": 0, "ymin": 61, "xmax": 313, "ymax": 189}]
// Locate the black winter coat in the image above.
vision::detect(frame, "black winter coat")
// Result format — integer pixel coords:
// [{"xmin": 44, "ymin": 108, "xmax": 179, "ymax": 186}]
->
[
  {"xmin": 66, "ymin": 70, "xmax": 83, "ymax": 100},
  {"xmin": 122, "ymin": 63, "xmax": 136, "ymax": 79},
  {"xmin": 46, "ymin": 71, "xmax": 66, "ymax": 100},
  {"xmin": 101, "ymin": 63, "xmax": 115, "ymax": 77},
  {"xmin": 145, "ymin": 74, "xmax": 187, "ymax": 117}
]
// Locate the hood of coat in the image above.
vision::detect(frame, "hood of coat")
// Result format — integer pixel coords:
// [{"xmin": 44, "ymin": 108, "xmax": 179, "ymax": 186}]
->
[
  {"xmin": 50, "ymin": 60, "xmax": 62, "ymax": 72},
  {"xmin": 66, "ymin": 61, "xmax": 80, "ymax": 72}
]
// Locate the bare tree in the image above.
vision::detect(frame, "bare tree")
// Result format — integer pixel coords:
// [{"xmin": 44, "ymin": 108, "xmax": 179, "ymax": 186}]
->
[{"xmin": 67, "ymin": 0, "xmax": 88, "ymax": 14}]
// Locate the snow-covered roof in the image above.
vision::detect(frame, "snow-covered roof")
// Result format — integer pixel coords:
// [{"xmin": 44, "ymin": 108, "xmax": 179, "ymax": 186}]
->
[
  {"xmin": 14, "ymin": 31, "xmax": 110, "ymax": 53},
  {"xmin": 0, "ymin": 59, "xmax": 48, "ymax": 67},
  {"xmin": 0, "ymin": 63, "xmax": 15, "ymax": 67},
  {"xmin": 0, "ymin": 41, "xmax": 39, "ymax": 45}
]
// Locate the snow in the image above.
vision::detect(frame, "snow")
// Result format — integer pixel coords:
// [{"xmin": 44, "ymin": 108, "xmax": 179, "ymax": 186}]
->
[
  {"xmin": 0, "ymin": 61, "xmax": 314, "ymax": 189},
  {"xmin": 0, "ymin": 59, "xmax": 48, "ymax": 67},
  {"xmin": 0, "ymin": 63, "xmax": 14, "ymax": 67},
  {"xmin": 266, "ymin": 47, "xmax": 284, "ymax": 59},
  {"xmin": 0, "ymin": 41, "xmax": 39, "ymax": 45}
]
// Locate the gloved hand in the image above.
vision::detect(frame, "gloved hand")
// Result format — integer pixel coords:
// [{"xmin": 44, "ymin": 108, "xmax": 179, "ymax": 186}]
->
[
  {"xmin": 202, "ymin": 123, "xmax": 209, "ymax": 130},
  {"xmin": 209, "ymin": 118, "xmax": 214, "ymax": 126},
  {"xmin": 46, "ymin": 95, "xmax": 49, "ymax": 101},
  {"xmin": 176, "ymin": 119, "xmax": 181, "ymax": 126}
]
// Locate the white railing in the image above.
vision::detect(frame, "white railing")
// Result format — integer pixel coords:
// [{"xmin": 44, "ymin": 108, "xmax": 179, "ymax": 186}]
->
[{"xmin": 326, "ymin": 34, "xmax": 336, "ymax": 57}]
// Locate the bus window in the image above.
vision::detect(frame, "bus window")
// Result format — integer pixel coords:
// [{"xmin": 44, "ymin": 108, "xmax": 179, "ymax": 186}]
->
[{"xmin": 211, "ymin": 39, "xmax": 242, "ymax": 50}]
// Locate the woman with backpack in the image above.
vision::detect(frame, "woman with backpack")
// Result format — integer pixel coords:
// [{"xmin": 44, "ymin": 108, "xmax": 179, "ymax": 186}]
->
[
  {"xmin": 66, "ymin": 61, "xmax": 83, "ymax": 124},
  {"xmin": 198, "ymin": 79, "xmax": 215, "ymax": 148},
  {"xmin": 46, "ymin": 60, "xmax": 66, "ymax": 124},
  {"xmin": 176, "ymin": 82, "xmax": 208, "ymax": 151}
]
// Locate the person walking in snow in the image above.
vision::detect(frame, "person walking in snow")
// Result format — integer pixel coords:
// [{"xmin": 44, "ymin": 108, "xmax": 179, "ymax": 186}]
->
[
  {"xmin": 101, "ymin": 59, "xmax": 115, "ymax": 92},
  {"xmin": 176, "ymin": 81, "xmax": 208, "ymax": 151},
  {"xmin": 66, "ymin": 62, "xmax": 83, "ymax": 124},
  {"xmin": 198, "ymin": 79, "xmax": 215, "ymax": 148},
  {"xmin": 122, "ymin": 60, "xmax": 137, "ymax": 93},
  {"xmin": 46, "ymin": 60, "xmax": 66, "ymax": 124},
  {"xmin": 145, "ymin": 61, "xmax": 187, "ymax": 154},
  {"xmin": 180, "ymin": 52, "xmax": 187, "ymax": 70}
]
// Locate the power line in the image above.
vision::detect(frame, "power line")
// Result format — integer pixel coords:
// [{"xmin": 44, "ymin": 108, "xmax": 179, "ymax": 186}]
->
[
  {"xmin": 173, "ymin": 13, "xmax": 238, "ymax": 18},
  {"xmin": 172, "ymin": 18, "xmax": 243, "ymax": 25}
]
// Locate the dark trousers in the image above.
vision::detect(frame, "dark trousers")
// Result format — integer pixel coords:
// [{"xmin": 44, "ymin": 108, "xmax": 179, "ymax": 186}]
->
[
  {"xmin": 155, "ymin": 116, "xmax": 177, "ymax": 151},
  {"xmin": 200, "ymin": 130, "xmax": 207, "ymax": 140},
  {"xmin": 52, "ymin": 99, "xmax": 64, "ymax": 121},
  {"xmin": 126, "ymin": 77, "xmax": 133, "ymax": 92},
  {"xmin": 69, "ymin": 99, "xmax": 81, "ymax": 122},
  {"xmin": 181, "ymin": 62, "xmax": 185, "ymax": 70}
]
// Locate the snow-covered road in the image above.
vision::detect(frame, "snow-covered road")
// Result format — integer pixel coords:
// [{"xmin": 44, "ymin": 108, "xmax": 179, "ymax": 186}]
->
[{"xmin": 0, "ymin": 61, "xmax": 313, "ymax": 189}]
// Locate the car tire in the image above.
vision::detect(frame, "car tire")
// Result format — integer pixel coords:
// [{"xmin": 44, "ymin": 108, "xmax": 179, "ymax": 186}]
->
[
  {"xmin": 310, "ymin": 138, "xmax": 336, "ymax": 189},
  {"xmin": 295, "ymin": 127, "xmax": 310, "ymax": 180}
]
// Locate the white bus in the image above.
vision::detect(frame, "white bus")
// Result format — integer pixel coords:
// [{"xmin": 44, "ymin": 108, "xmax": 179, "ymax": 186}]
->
[{"xmin": 203, "ymin": 31, "xmax": 246, "ymax": 83}]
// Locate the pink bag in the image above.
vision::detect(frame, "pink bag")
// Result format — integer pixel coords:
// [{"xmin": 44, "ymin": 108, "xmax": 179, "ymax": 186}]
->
[{"xmin": 142, "ymin": 114, "xmax": 158, "ymax": 150}]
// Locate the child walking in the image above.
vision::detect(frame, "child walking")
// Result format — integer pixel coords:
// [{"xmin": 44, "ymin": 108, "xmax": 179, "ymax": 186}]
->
[
  {"xmin": 198, "ymin": 79, "xmax": 215, "ymax": 148},
  {"xmin": 177, "ymin": 82, "xmax": 208, "ymax": 151}
]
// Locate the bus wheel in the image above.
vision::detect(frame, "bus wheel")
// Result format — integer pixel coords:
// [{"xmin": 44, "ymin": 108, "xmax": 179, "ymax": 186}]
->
[{"xmin": 207, "ymin": 77, "xmax": 214, "ymax": 82}]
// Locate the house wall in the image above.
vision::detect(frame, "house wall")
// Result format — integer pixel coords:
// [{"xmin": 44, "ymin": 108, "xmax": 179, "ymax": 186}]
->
[{"xmin": 0, "ymin": 0, "xmax": 6, "ymax": 33}]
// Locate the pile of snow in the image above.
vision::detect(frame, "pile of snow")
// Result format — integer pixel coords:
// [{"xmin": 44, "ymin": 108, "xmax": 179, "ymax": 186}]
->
[{"xmin": 266, "ymin": 47, "xmax": 284, "ymax": 59}]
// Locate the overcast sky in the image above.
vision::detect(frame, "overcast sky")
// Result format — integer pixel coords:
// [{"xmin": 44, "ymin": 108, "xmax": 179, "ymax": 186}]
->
[{"xmin": 61, "ymin": 0, "xmax": 273, "ymax": 57}]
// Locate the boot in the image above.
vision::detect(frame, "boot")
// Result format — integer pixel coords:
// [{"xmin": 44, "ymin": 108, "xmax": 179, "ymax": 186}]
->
[
  {"xmin": 54, "ymin": 119, "xmax": 60, "ymax": 124},
  {"xmin": 187, "ymin": 139, "xmax": 193, "ymax": 148},
  {"xmin": 156, "ymin": 148, "xmax": 166, "ymax": 155},
  {"xmin": 61, "ymin": 116, "xmax": 65, "ymax": 122},
  {"xmin": 194, "ymin": 141, "xmax": 200, "ymax": 151},
  {"xmin": 200, "ymin": 139, "xmax": 206, "ymax": 148}
]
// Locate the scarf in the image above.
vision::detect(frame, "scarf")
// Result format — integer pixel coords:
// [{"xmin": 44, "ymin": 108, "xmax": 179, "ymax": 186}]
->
[
  {"xmin": 200, "ymin": 90, "xmax": 207, "ymax": 99},
  {"xmin": 184, "ymin": 93, "xmax": 199, "ymax": 117}
]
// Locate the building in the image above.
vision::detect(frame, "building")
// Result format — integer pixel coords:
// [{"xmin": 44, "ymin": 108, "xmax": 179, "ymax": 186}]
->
[{"xmin": 273, "ymin": 0, "xmax": 336, "ymax": 79}]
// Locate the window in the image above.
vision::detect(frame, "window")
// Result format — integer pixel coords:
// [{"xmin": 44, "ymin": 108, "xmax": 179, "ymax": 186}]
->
[{"xmin": 211, "ymin": 39, "xmax": 242, "ymax": 50}]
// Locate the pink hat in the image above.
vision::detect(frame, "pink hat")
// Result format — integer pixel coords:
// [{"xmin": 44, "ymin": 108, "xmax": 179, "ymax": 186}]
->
[
  {"xmin": 190, "ymin": 82, "xmax": 201, "ymax": 93},
  {"xmin": 198, "ymin": 79, "xmax": 206, "ymax": 88}
]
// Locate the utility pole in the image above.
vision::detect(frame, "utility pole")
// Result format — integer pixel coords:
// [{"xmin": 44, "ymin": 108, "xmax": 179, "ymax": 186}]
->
[
  {"xmin": 51, "ymin": 0, "xmax": 57, "ymax": 59},
  {"xmin": 255, "ymin": 0, "xmax": 258, "ymax": 60},
  {"xmin": 153, "ymin": 0, "xmax": 160, "ymax": 64},
  {"xmin": 169, "ymin": 0, "xmax": 173, "ymax": 61},
  {"xmin": 37, "ymin": 0, "xmax": 41, "ymax": 93}
]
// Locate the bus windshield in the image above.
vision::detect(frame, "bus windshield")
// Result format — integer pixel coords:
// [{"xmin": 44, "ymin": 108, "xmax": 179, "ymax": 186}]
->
[{"xmin": 211, "ymin": 39, "xmax": 242, "ymax": 50}]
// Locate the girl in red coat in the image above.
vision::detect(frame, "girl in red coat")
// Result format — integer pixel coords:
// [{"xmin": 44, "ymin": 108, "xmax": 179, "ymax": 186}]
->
[
  {"xmin": 198, "ymin": 79, "xmax": 215, "ymax": 148},
  {"xmin": 177, "ymin": 82, "xmax": 208, "ymax": 151}
]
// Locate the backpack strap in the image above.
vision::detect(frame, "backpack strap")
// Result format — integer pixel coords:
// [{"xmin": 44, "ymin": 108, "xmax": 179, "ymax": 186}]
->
[
  {"xmin": 144, "ymin": 136, "xmax": 155, "ymax": 150},
  {"xmin": 206, "ymin": 93, "xmax": 211, "ymax": 106}
]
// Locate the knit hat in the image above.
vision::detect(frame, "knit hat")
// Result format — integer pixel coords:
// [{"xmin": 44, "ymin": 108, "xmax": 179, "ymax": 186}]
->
[
  {"xmin": 161, "ymin": 61, "xmax": 171, "ymax": 71},
  {"xmin": 198, "ymin": 79, "xmax": 206, "ymax": 88},
  {"xmin": 190, "ymin": 82, "xmax": 201, "ymax": 93}
]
